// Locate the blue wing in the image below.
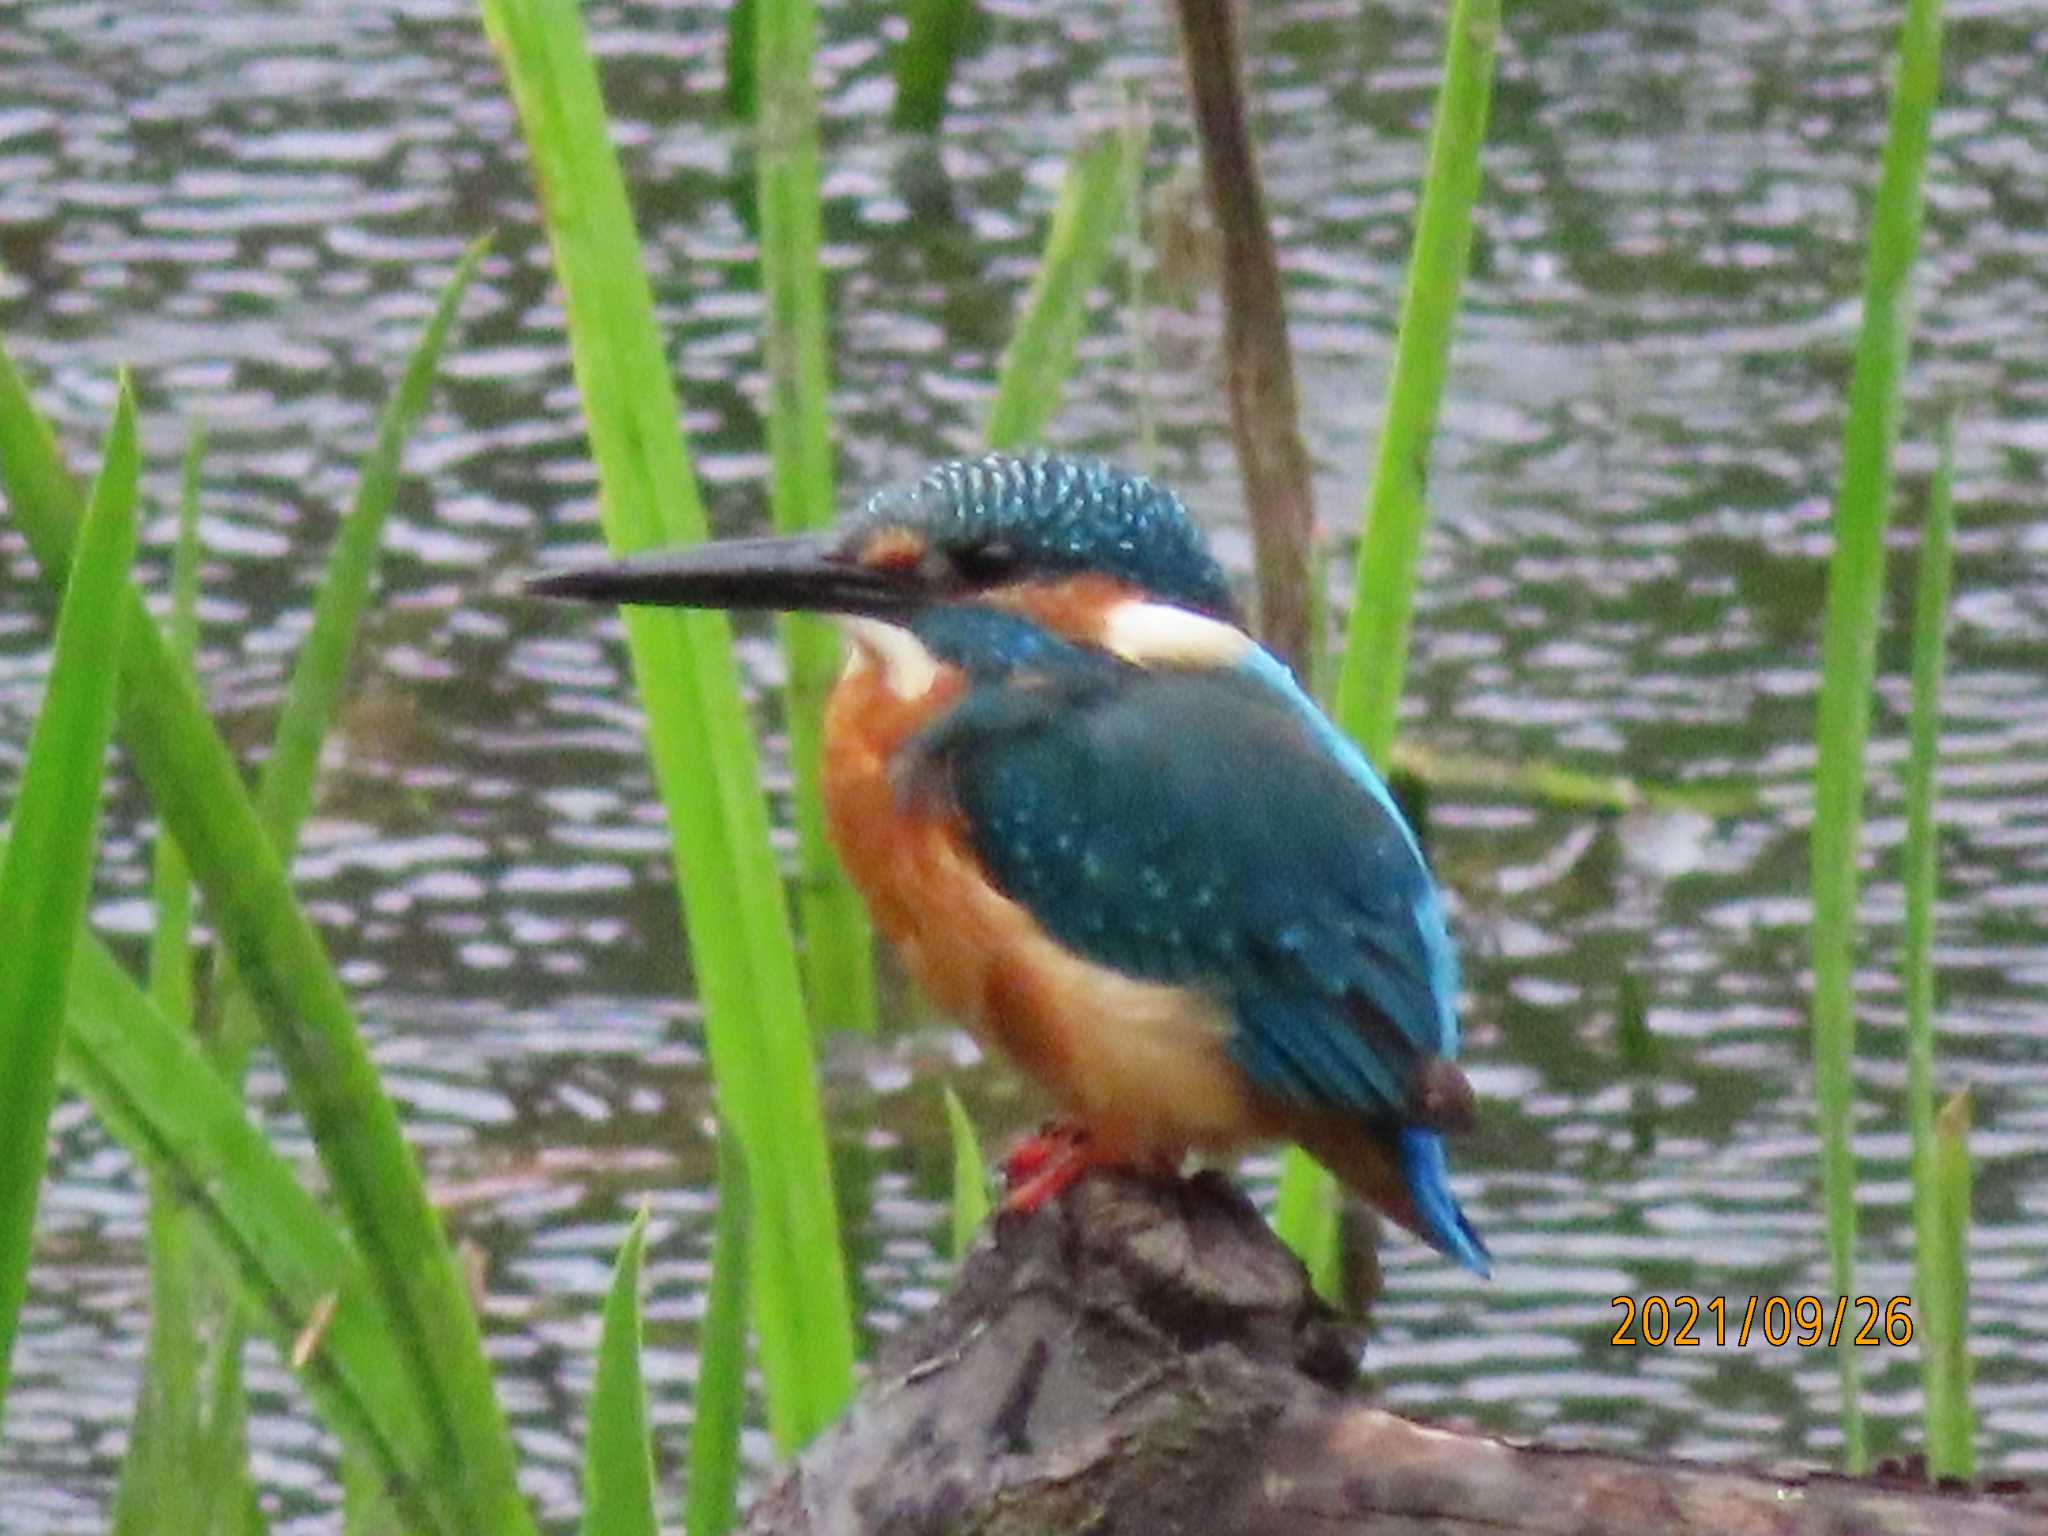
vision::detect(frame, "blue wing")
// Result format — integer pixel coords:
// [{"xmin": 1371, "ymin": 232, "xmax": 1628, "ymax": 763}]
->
[
  {"xmin": 904, "ymin": 608, "xmax": 1486, "ymax": 1271},
  {"xmin": 904, "ymin": 607, "xmax": 1466, "ymax": 1131}
]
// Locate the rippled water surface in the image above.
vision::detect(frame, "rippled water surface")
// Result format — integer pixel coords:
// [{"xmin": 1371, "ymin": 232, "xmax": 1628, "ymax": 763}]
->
[{"xmin": 3, "ymin": 0, "xmax": 2046, "ymax": 1528}]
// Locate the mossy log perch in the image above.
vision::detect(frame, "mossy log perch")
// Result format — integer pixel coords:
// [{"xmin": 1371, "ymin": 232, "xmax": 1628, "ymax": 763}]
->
[{"xmin": 743, "ymin": 1170, "xmax": 2043, "ymax": 1536}]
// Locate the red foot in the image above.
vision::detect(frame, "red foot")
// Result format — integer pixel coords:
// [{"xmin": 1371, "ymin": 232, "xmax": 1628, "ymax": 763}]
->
[
  {"xmin": 1000, "ymin": 1128, "xmax": 1056, "ymax": 1185},
  {"xmin": 999, "ymin": 1122, "xmax": 1190, "ymax": 1214},
  {"xmin": 1000, "ymin": 1121, "xmax": 1094, "ymax": 1213}
]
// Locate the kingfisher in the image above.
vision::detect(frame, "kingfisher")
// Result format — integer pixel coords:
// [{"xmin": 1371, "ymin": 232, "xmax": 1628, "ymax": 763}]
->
[{"xmin": 533, "ymin": 452, "xmax": 1488, "ymax": 1274}]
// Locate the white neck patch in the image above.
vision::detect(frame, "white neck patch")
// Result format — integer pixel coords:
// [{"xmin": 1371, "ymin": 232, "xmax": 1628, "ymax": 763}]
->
[
  {"xmin": 1098, "ymin": 600, "xmax": 1253, "ymax": 668},
  {"xmin": 838, "ymin": 616, "xmax": 941, "ymax": 699}
]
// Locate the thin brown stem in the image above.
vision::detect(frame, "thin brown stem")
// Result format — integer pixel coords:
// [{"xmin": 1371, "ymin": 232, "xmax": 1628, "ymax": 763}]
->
[{"xmin": 1172, "ymin": 0, "xmax": 1317, "ymax": 676}]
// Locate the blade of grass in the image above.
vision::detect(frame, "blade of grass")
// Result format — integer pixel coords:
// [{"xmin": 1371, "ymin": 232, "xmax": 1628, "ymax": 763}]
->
[
  {"xmin": 890, "ymin": 0, "xmax": 975, "ymax": 132},
  {"xmin": 1807, "ymin": 0, "xmax": 1944, "ymax": 1473},
  {"xmin": 149, "ymin": 419, "xmax": 207, "ymax": 1022},
  {"xmin": 941, "ymin": 1085, "xmax": 990, "ymax": 1261},
  {"xmin": 343, "ymin": 1454, "xmax": 406, "ymax": 1536},
  {"xmin": 1279, "ymin": 0, "xmax": 1501, "ymax": 1286},
  {"xmin": 172, "ymin": 251, "xmax": 484, "ymax": 1530},
  {"xmin": 114, "ymin": 1180, "xmax": 206, "ymax": 1536},
  {"xmin": 1333, "ymin": 0, "xmax": 1500, "ymax": 763},
  {"xmin": 581, "ymin": 1209, "xmax": 656, "ymax": 1536},
  {"xmin": 1927, "ymin": 1091, "xmax": 1975, "ymax": 1477},
  {"xmin": 1271, "ymin": 1147, "xmax": 1341, "ymax": 1301},
  {"xmin": 260, "ymin": 239, "xmax": 489, "ymax": 854},
  {"xmin": 0, "ymin": 378, "xmax": 137, "ymax": 1417},
  {"xmin": 756, "ymin": 0, "xmax": 877, "ymax": 1034},
  {"xmin": 114, "ymin": 419, "xmax": 213, "ymax": 1536},
  {"xmin": 1388, "ymin": 739, "xmax": 1754, "ymax": 817},
  {"xmin": 197, "ymin": 1324, "xmax": 266, "ymax": 1536},
  {"xmin": 209, "ymin": 239, "xmax": 489, "ymax": 1072},
  {"xmin": 986, "ymin": 128, "xmax": 1135, "ymax": 451},
  {"xmin": 200, "ymin": 245, "xmax": 485, "ymax": 1533},
  {"xmin": 685, "ymin": 1127, "xmax": 751, "ymax": 1536},
  {"xmin": 478, "ymin": 0, "xmax": 855, "ymax": 1449},
  {"xmin": 1903, "ymin": 422, "xmax": 1969, "ymax": 1479},
  {"xmin": 726, "ymin": 0, "xmax": 756, "ymax": 122},
  {"xmin": 0, "ymin": 344, "xmax": 535, "ymax": 1535},
  {"xmin": 55, "ymin": 927, "xmax": 448, "ymax": 1536}
]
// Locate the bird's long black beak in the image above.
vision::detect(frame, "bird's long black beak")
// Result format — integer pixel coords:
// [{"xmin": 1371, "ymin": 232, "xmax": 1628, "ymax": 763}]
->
[{"xmin": 527, "ymin": 532, "xmax": 919, "ymax": 619}]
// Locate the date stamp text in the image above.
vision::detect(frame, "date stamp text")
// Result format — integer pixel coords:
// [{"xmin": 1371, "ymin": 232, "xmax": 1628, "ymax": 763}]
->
[{"xmin": 1610, "ymin": 1295, "xmax": 1914, "ymax": 1348}]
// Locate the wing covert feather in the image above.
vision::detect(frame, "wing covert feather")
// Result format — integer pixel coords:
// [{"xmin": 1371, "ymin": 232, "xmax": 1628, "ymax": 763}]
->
[{"xmin": 909, "ymin": 656, "xmax": 1459, "ymax": 1124}]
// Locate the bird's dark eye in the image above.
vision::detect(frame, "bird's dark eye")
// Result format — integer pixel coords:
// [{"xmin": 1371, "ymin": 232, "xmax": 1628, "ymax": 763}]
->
[{"xmin": 948, "ymin": 538, "xmax": 1022, "ymax": 586}]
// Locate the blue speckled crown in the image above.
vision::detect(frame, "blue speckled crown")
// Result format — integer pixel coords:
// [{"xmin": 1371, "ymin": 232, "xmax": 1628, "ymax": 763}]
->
[{"xmin": 851, "ymin": 452, "xmax": 1240, "ymax": 622}]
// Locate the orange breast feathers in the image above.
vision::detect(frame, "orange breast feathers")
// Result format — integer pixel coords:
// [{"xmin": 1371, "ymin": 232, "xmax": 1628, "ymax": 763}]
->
[{"xmin": 820, "ymin": 617, "xmax": 1270, "ymax": 1164}]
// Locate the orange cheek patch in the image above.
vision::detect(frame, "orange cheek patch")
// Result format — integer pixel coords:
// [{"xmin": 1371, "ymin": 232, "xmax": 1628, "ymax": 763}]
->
[
  {"xmin": 985, "ymin": 573, "xmax": 1137, "ymax": 646},
  {"xmin": 859, "ymin": 526, "xmax": 928, "ymax": 572}
]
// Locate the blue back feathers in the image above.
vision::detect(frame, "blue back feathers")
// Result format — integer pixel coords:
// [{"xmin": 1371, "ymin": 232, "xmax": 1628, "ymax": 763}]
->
[
  {"xmin": 852, "ymin": 453, "xmax": 1240, "ymax": 624},
  {"xmin": 910, "ymin": 643, "xmax": 1450, "ymax": 1078}
]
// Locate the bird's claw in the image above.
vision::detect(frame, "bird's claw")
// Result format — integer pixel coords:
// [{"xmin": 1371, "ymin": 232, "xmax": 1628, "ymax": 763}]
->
[{"xmin": 1000, "ymin": 1121, "xmax": 1094, "ymax": 1213}]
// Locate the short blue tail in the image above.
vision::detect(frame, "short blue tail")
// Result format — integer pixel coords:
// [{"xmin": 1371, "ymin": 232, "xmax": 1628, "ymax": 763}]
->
[{"xmin": 1397, "ymin": 1126, "xmax": 1491, "ymax": 1277}]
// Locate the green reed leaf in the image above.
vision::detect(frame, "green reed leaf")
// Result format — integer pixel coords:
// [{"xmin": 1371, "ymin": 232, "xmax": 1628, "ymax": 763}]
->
[
  {"xmin": 756, "ymin": 0, "xmax": 877, "ymax": 1033},
  {"xmin": 942, "ymin": 1085, "xmax": 990, "ymax": 1262},
  {"xmin": 685, "ymin": 1128, "xmax": 751, "ymax": 1536},
  {"xmin": 115, "ymin": 1166, "xmax": 208, "ymax": 1536},
  {"xmin": 581, "ymin": 1209, "xmax": 657, "ymax": 1536},
  {"xmin": 478, "ymin": 0, "xmax": 855, "ymax": 1449},
  {"xmin": 1281, "ymin": 0, "xmax": 1501, "ymax": 1290},
  {"xmin": 148, "ymin": 419, "xmax": 207, "ymax": 1025},
  {"xmin": 1272, "ymin": 1148, "xmax": 1342, "ymax": 1302},
  {"xmin": 1388, "ymin": 739, "xmax": 1753, "ymax": 816},
  {"xmin": 174, "ymin": 246, "xmax": 483, "ymax": 1530},
  {"xmin": 55, "ymin": 927, "xmax": 448, "ymax": 1535},
  {"xmin": 0, "ymin": 344, "xmax": 534, "ymax": 1535},
  {"xmin": 209, "ymin": 240, "xmax": 488, "ymax": 1072},
  {"xmin": 262, "ymin": 239, "xmax": 488, "ymax": 853},
  {"xmin": 1903, "ymin": 422, "xmax": 1971, "ymax": 1480},
  {"xmin": 891, "ymin": 0, "xmax": 975, "ymax": 132},
  {"xmin": 1926, "ymin": 1091, "xmax": 1975, "ymax": 1477},
  {"xmin": 1807, "ymin": 0, "xmax": 1944, "ymax": 1473},
  {"xmin": 1334, "ymin": 0, "xmax": 1500, "ymax": 765},
  {"xmin": 0, "ymin": 378, "xmax": 137, "ymax": 1417},
  {"xmin": 726, "ymin": 0, "xmax": 757, "ymax": 122},
  {"xmin": 343, "ymin": 1452, "xmax": 407, "ymax": 1536},
  {"xmin": 987, "ymin": 128, "xmax": 1136, "ymax": 450},
  {"xmin": 114, "ymin": 419, "xmax": 219, "ymax": 1536}
]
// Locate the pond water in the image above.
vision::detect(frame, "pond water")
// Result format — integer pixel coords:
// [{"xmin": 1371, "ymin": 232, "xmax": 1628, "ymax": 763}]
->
[{"xmin": 2, "ymin": 0, "xmax": 2046, "ymax": 1529}]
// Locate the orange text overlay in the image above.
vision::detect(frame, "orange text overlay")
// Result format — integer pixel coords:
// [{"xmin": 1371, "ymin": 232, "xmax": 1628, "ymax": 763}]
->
[{"xmin": 1609, "ymin": 1295, "xmax": 1915, "ymax": 1348}]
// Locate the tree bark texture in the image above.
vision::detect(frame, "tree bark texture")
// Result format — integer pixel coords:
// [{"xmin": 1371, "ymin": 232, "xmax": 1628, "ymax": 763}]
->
[
  {"xmin": 743, "ymin": 1170, "xmax": 2044, "ymax": 1536},
  {"xmin": 1173, "ymin": 0, "xmax": 1319, "ymax": 679}
]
